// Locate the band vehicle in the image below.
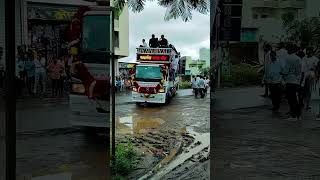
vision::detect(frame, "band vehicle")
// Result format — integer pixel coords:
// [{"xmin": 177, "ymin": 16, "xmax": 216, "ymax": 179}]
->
[{"xmin": 131, "ymin": 47, "xmax": 180, "ymax": 104}]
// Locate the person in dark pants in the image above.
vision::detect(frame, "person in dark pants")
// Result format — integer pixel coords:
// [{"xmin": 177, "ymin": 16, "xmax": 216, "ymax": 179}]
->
[
  {"xmin": 282, "ymin": 44, "xmax": 302, "ymax": 120},
  {"xmin": 267, "ymin": 51, "xmax": 283, "ymax": 112}
]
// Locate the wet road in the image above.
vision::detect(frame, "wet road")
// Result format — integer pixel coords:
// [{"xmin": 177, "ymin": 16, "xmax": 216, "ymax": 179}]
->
[
  {"xmin": 213, "ymin": 87, "xmax": 320, "ymax": 180},
  {"xmin": 11, "ymin": 89, "xmax": 210, "ymax": 179}
]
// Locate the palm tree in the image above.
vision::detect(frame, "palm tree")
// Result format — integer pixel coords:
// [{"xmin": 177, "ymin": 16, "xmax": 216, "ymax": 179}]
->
[{"xmin": 114, "ymin": 0, "xmax": 210, "ymax": 22}]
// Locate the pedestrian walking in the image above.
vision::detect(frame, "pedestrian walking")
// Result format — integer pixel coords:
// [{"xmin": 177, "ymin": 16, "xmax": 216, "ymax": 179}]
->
[
  {"xmin": 120, "ymin": 77, "xmax": 125, "ymax": 92},
  {"xmin": 33, "ymin": 52, "xmax": 47, "ymax": 95},
  {"xmin": 57, "ymin": 58, "xmax": 66, "ymax": 96},
  {"xmin": 262, "ymin": 44, "xmax": 272, "ymax": 98},
  {"xmin": 48, "ymin": 59, "xmax": 64, "ymax": 97},
  {"xmin": 24, "ymin": 51, "xmax": 36, "ymax": 96},
  {"xmin": 282, "ymin": 44, "xmax": 302, "ymax": 120},
  {"xmin": 301, "ymin": 47, "xmax": 319, "ymax": 110},
  {"xmin": 198, "ymin": 76, "xmax": 206, "ymax": 99},
  {"xmin": 204, "ymin": 77, "xmax": 209, "ymax": 96},
  {"xmin": 192, "ymin": 76, "xmax": 198, "ymax": 98},
  {"xmin": 266, "ymin": 51, "xmax": 283, "ymax": 112}
]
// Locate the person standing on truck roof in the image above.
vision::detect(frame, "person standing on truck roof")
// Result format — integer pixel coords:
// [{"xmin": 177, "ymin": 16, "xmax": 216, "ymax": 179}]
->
[
  {"xmin": 159, "ymin": 35, "xmax": 168, "ymax": 48},
  {"xmin": 140, "ymin": 39, "xmax": 148, "ymax": 47},
  {"xmin": 149, "ymin": 34, "xmax": 159, "ymax": 48}
]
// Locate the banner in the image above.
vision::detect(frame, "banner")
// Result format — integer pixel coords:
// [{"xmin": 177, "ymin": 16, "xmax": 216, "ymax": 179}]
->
[{"xmin": 27, "ymin": 4, "xmax": 78, "ymax": 21}]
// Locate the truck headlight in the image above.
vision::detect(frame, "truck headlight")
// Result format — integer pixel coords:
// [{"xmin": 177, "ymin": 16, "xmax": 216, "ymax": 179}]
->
[
  {"xmin": 133, "ymin": 87, "xmax": 137, "ymax": 92},
  {"xmin": 159, "ymin": 87, "xmax": 165, "ymax": 93}
]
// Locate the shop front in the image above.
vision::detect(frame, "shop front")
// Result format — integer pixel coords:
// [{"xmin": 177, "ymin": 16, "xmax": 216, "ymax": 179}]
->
[{"xmin": 26, "ymin": 3, "xmax": 78, "ymax": 64}]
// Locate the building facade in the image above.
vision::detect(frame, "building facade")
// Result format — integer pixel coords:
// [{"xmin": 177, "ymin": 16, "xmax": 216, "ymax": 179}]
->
[
  {"xmin": 199, "ymin": 48, "xmax": 210, "ymax": 68},
  {"xmin": 239, "ymin": 0, "xmax": 320, "ymax": 64},
  {"xmin": 0, "ymin": 0, "xmax": 129, "ymax": 72}
]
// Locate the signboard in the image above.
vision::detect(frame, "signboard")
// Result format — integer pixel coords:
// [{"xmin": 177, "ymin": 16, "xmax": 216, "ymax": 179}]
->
[
  {"xmin": 137, "ymin": 54, "xmax": 170, "ymax": 62},
  {"xmin": 27, "ymin": 4, "xmax": 77, "ymax": 21},
  {"xmin": 137, "ymin": 48, "xmax": 172, "ymax": 55}
]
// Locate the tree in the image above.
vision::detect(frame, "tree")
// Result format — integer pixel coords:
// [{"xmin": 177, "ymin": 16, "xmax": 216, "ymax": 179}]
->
[
  {"xmin": 282, "ymin": 12, "xmax": 320, "ymax": 53},
  {"xmin": 114, "ymin": 0, "xmax": 210, "ymax": 22}
]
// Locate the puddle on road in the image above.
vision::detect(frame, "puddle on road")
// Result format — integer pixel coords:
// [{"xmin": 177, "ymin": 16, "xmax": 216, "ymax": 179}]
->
[{"xmin": 116, "ymin": 116, "xmax": 165, "ymax": 135}]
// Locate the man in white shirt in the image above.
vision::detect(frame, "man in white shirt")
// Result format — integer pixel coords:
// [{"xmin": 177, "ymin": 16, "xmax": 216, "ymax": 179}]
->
[
  {"xmin": 282, "ymin": 44, "xmax": 302, "ymax": 120},
  {"xmin": 191, "ymin": 76, "xmax": 198, "ymax": 98},
  {"xmin": 33, "ymin": 52, "xmax": 47, "ymax": 94},
  {"xmin": 301, "ymin": 47, "xmax": 319, "ymax": 110},
  {"xmin": 266, "ymin": 51, "xmax": 283, "ymax": 112},
  {"xmin": 140, "ymin": 39, "xmax": 148, "ymax": 47}
]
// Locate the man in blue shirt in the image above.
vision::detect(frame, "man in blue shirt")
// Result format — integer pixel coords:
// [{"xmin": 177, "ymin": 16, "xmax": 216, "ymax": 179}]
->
[
  {"xmin": 266, "ymin": 51, "xmax": 283, "ymax": 112},
  {"xmin": 282, "ymin": 44, "xmax": 302, "ymax": 120}
]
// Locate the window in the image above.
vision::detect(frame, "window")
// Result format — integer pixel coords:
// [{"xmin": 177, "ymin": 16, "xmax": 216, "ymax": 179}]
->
[
  {"xmin": 253, "ymin": 14, "xmax": 258, "ymax": 19},
  {"xmin": 261, "ymin": 14, "xmax": 268, "ymax": 18},
  {"xmin": 82, "ymin": 15, "xmax": 111, "ymax": 51},
  {"xmin": 115, "ymin": 31, "xmax": 119, "ymax": 48}
]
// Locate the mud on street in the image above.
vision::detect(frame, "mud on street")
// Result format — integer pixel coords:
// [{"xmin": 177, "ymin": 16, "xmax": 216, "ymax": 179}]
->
[{"xmin": 115, "ymin": 90, "xmax": 210, "ymax": 179}]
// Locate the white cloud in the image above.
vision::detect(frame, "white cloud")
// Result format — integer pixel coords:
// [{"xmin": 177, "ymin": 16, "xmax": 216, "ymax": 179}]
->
[{"xmin": 120, "ymin": 1, "xmax": 210, "ymax": 62}]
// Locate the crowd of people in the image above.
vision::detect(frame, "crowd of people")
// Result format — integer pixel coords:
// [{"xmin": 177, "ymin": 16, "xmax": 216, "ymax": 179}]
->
[
  {"xmin": 262, "ymin": 42, "xmax": 320, "ymax": 121},
  {"xmin": 15, "ymin": 45, "xmax": 71, "ymax": 98},
  {"xmin": 191, "ymin": 75, "xmax": 210, "ymax": 99}
]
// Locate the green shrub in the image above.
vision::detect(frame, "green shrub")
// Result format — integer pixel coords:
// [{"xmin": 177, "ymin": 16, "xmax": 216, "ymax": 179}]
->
[
  {"xmin": 221, "ymin": 63, "xmax": 261, "ymax": 87},
  {"xmin": 178, "ymin": 81, "xmax": 192, "ymax": 89},
  {"xmin": 112, "ymin": 139, "xmax": 138, "ymax": 176}
]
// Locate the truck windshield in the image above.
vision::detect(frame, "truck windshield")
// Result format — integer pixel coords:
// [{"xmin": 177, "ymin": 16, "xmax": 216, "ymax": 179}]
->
[
  {"xmin": 136, "ymin": 66, "xmax": 162, "ymax": 81},
  {"xmin": 82, "ymin": 15, "xmax": 110, "ymax": 51}
]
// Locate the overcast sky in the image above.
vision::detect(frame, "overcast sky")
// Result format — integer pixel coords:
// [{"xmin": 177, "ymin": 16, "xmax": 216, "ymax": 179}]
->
[{"xmin": 119, "ymin": 1, "xmax": 210, "ymax": 63}]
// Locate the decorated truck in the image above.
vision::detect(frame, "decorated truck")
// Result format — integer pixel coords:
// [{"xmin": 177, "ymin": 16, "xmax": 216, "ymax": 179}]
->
[{"xmin": 131, "ymin": 47, "xmax": 180, "ymax": 104}]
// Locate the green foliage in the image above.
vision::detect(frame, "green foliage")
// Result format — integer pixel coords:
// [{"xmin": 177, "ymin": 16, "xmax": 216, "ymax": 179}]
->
[
  {"xmin": 179, "ymin": 81, "xmax": 191, "ymax": 89},
  {"xmin": 221, "ymin": 63, "xmax": 261, "ymax": 87},
  {"xmin": 112, "ymin": 139, "xmax": 138, "ymax": 176},
  {"xmin": 282, "ymin": 13, "xmax": 320, "ymax": 53},
  {"xmin": 199, "ymin": 67, "xmax": 210, "ymax": 77},
  {"xmin": 114, "ymin": 0, "xmax": 210, "ymax": 22}
]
